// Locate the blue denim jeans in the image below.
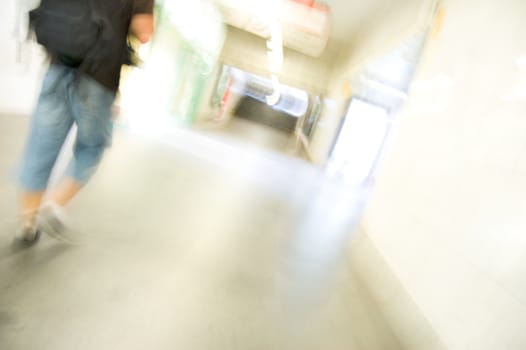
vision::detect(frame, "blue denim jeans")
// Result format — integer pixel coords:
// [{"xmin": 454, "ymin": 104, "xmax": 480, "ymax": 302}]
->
[{"xmin": 19, "ymin": 64, "xmax": 116, "ymax": 191}]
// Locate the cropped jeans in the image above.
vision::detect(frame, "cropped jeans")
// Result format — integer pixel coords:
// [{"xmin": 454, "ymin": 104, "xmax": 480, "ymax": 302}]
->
[{"xmin": 19, "ymin": 64, "xmax": 116, "ymax": 191}]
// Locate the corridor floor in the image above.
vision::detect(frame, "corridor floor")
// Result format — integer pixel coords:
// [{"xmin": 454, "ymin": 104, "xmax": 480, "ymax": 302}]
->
[{"xmin": 0, "ymin": 114, "xmax": 401, "ymax": 350}]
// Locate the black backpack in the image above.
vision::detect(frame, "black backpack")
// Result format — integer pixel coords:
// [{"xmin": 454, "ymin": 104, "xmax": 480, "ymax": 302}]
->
[{"xmin": 29, "ymin": 0, "xmax": 113, "ymax": 65}]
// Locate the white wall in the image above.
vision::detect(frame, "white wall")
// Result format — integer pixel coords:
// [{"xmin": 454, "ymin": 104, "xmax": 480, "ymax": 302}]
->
[
  {"xmin": 331, "ymin": 0, "xmax": 437, "ymax": 86},
  {"xmin": 361, "ymin": 0, "xmax": 526, "ymax": 348},
  {"xmin": 220, "ymin": 26, "xmax": 334, "ymax": 95},
  {"xmin": 307, "ymin": 0, "xmax": 437, "ymax": 166},
  {"xmin": 0, "ymin": 0, "xmax": 45, "ymax": 115}
]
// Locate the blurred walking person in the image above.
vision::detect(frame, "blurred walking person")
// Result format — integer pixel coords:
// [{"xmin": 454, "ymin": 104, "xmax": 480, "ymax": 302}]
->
[{"xmin": 15, "ymin": 0, "xmax": 155, "ymax": 243}]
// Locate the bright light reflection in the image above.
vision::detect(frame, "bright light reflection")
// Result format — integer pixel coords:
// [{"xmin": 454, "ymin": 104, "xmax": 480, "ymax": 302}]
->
[
  {"xmin": 328, "ymin": 99, "xmax": 389, "ymax": 184},
  {"xmin": 266, "ymin": 74, "xmax": 281, "ymax": 106}
]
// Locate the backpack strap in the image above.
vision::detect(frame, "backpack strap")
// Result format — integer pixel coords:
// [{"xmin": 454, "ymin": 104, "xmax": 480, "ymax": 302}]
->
[
  {"xmin": 81, "ymin": 0, "xmax": 114, "ymax": 71},
  {"xmin": 90, "ymin": 0, "xmax": 112, "ymax": 41}
]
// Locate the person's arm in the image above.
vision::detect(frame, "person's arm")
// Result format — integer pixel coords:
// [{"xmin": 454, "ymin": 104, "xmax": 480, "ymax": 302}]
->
[{"xmin": 130, "ymin": 14, "xmax": 154, "ymax": 44}]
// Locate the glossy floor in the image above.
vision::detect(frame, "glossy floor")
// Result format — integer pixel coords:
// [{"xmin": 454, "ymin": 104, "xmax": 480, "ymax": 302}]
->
[{"xmin": 0, "ymin": 115, "xmax": 400, "ymax": 350}]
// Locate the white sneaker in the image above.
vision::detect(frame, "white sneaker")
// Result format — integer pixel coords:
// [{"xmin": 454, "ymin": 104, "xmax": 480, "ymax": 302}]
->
[
  {"xmin": 14, "ymin": 224, "xmax": 41, "ymax": 244},
  {"xmin": 38, "ymin": 204, "xmax": 77, "ymax": 244}
]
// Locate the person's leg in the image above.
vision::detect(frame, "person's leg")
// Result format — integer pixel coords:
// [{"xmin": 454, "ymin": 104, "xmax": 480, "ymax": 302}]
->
[
  {"xmin": 39, "ymin": 72, "xmax": 115, "ymax": 240},
  {"xmin": 53, "ymin": 72, "xmax": 115, "ymax": 201},
  {"xmin": 49, "ymin": 178, "xmax": 83, "ymax": 207},
  {"xmin": 17, "ymin": 65, "xmax": 74, "ymax": 241},
  {"xmin": 17, "ymin": 192, "xmax": 44, "ymax": 240}
]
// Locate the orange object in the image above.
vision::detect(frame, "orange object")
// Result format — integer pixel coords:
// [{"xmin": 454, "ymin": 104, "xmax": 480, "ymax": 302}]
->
[
  {"xmin": 291, "ymin": 0, "xmax": 315, "ymax": 7},
  {"xmin": 432, "ymin": 7, "xmax": 446, "ymax": 39}
]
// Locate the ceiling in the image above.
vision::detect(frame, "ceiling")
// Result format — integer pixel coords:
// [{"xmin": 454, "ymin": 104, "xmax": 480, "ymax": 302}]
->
[
  {"xmin": 326, "ymin": 0, "xmax": 437, "ymax": 76},
  {"xmin": 214, "ymin": 0, "xmax": 438, "ymax": 94},
  {"xmin": 215, "ymin": 0, "xmax": 437, "ymax": 61},
  {"xmin": 325, "ymin": 0, "xmax": 429, "ymax": 39}
]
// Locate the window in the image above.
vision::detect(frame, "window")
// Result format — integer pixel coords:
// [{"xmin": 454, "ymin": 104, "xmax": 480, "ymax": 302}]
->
[{"xmin": 328, "ymin": 98, "xmax": 389, "ymax": 184}]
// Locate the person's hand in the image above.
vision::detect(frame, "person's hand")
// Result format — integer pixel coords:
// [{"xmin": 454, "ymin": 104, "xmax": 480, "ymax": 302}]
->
[{"xmin": 130, "ymin": 14, "xmax": 154, "ymax": 44}]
